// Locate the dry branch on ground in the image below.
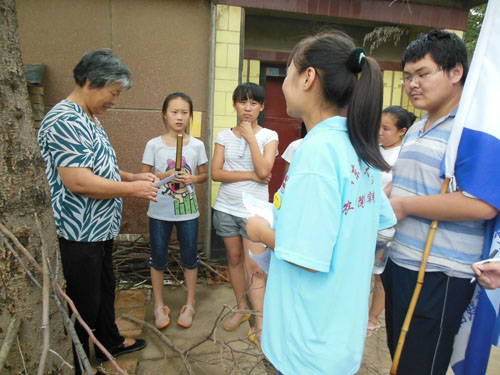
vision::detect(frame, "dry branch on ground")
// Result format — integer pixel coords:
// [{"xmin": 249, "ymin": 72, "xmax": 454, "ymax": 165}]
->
[{"xmin": 112, "ymin": 239, "xmax": 230, "ymax": 289}]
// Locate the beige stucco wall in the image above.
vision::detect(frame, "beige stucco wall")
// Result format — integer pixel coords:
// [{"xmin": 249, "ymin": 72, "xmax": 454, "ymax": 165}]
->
[{"xmin": 17, "ymin": 0, "xmax": 212, "ymax": 237}]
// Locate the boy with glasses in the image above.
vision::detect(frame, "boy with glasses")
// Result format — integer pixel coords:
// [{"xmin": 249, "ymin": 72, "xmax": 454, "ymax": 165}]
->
[{"xmin": 382, "ymin": 29, "xmax": 498, "ymax": 375}]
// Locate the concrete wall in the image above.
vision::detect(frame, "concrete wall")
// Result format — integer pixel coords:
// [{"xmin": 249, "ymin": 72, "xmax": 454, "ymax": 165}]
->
[{"xmin": 17, "ymin": 0, "xmax": 212, "ymax": 238}]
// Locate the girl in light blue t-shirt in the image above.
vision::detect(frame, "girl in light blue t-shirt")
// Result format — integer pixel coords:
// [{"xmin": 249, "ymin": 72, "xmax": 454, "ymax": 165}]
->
[{"xmin": 246, "ymin": 32, "xmax": 396, "ymax": 375}]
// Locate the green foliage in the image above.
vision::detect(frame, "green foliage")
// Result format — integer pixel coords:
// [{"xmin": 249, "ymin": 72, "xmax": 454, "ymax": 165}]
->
[{"xmin": 465, "ymin": 4, "xmax": 487, "ymax": 58}]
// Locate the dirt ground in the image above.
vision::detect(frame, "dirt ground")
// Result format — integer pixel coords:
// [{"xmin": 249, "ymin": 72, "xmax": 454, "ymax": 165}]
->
[
  {"xmin": 110, "ymin": 244, "xmax": 500, "ymax": 374},
  {"xmin": 109, "ymin": 283, "xmax": 500, "ymax": 375}
]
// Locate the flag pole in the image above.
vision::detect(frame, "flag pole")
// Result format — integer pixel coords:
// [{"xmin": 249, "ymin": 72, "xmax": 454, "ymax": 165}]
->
[{"xmin": 390, "ymin": 177, "xmax": 450, "ymax": 375}]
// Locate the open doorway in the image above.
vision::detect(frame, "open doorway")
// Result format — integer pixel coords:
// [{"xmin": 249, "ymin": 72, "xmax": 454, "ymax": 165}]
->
[{"xmin": 260, "ymin": 65, "xmax": 302, "ymax": 200}]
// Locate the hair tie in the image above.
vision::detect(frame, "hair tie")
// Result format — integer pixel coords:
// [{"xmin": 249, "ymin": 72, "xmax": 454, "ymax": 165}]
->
[
  {"xmin": 358, "ymin": 52, "xmax": 366, "ymax": 64},
  {"xmin": 346, "ymin": 47, "xmax": 366, "ymax": 74}
]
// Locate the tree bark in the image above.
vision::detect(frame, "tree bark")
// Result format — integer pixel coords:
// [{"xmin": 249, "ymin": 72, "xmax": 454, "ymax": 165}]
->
[{"xmin": 0, "ymin": 0, "xmax": 72, "ymax": 373}]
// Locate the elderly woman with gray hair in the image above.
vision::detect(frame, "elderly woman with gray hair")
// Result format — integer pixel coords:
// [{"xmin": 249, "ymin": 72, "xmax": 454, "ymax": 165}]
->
[{"xmin": 38, "ymin": 49, "xmax": 157, "ymax": 375}]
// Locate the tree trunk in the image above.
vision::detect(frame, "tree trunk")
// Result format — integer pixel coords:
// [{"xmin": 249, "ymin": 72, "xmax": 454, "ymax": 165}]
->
[{"xmin": 0, "ymin": 0, "xmax": 72, "ymax": 373}]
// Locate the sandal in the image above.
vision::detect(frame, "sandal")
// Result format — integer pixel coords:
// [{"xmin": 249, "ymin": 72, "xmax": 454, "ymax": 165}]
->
[
  {"xmin": 222, "ymin": 312, "xmax": 251, "ymax": 331},
  {"xmin": 248, "ymin": 328, "xmax": 262, "ymax": 352},
  {"xmin": 177, "ymin": 304, "xmax": 195, "ymax": 328},
  {"xmin": 155, "ymin": 305, "xmax": 171, "ymax": 329}
]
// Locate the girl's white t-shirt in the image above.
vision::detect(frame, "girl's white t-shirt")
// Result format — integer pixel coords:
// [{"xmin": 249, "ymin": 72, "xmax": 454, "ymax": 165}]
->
[
  {"xmin": 380, "ymin": 145, "xmax": 401, "ymax": 188},
  {"xmin": 213, "ymin": 127, "xmax": 278, "ymax": 218},
  {"xmin": 142, "ymin": 136, "xmax": 208, "ymax": 221},
  {"xmin": 282, "ymin": 139, "xmax": 303, "ymax": 164}
]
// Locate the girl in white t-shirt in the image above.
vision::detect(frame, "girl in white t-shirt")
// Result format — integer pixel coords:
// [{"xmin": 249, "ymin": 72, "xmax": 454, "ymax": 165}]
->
[
  {"xmin": 142, "ymin": 93, "xmax": 208, "ymax": 330},
  {"xmin": 367, "ymin": 105, "xmax": 416, "ymax": 336},
  {"xmin": 212, "ymin": 83, "xmax": 278, "ymax": 349},
  {"xmin": 281, "ymin": 122, "xmax": 307, "ymax": 178}
]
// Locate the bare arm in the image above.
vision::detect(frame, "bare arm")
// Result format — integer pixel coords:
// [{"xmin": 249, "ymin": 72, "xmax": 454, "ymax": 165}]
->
[
  {"xmin": 383, "ymin": 182, "xmax": 392, "ymax": 197},
  {"xmin": 141, "ymin": 164, "xmax": 153, "ymax": 173},
  {"xmin": 390, "ymin": 191, "xmax": 498, "ymax": 222},
  {"xmin": 120, "ymin": 169, "xmax": 158, "ymax": 183},
  {"xmin": 239, "ymin": 123, "xmax": 278, "ymax": 179},
  {"xmin": 246, "ymin": 216, "xmax": 276, "ymax": 250},
  {"xmin": 246, "ymin": 216, "xmax": 317, "ymax": 273},
  {"xmin": 193, "ymin": 163, "xmax": 208, "ymax": 184},
  {"xmin": 58, "ymin": 167, "xmax": 158, "ymax": 201},
  {"xmin": 211, "ymin": 143, "xmax": 271, "ymax": 183}
]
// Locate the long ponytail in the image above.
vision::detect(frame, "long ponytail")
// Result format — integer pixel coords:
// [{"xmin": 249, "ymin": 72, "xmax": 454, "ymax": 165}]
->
[{"xmin": 347, "ymin": 56, "xmax": 389, "ymax": 171}]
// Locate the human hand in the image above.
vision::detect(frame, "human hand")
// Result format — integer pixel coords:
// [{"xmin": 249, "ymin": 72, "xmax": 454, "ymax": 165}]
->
[
  {"xmin": 130, "ymin": 180, "xmax": 159, "ymax": 202},
  {"xmin": 177, "ymin": 171, "xmax": 195, "ymax": 185},
  {"xmin": 133, "ymin": 172, "xmax": 159, "ymax": 183},
  {"xmin": 471, "ymin": 261, "xmax": 500, "ymax": 289},
  {"xmin": 237, "ymin": 121, "xmax": 253, "ymax": 141},
  {"xmin": 156, "ymin": 169, "xmax": 178, "ymax": 182},
  {"xmin": 389, "ymin": 195, "xmax": 408, "ymax": 221},
  {"xmin": 253, "ymin": 172, "xmax": 272, "ymax": 184},
  {"xmin": 246, "ymin": 216, "xmax": 271, "ymax": 244}
]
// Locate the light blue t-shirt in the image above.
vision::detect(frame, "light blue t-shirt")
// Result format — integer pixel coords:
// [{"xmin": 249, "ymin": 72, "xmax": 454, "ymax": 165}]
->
[{"xmin": 262, "ymin": 116, "xmax": 396, "ymax": 375}]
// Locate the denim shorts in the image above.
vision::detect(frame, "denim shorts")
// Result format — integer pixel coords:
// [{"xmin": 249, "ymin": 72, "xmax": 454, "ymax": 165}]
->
[
  {"xmin": 149, "ymin": 217, "xmax": 199, "ymax": 270},
  {"xmin": 213, "ymin": 210, "xmax": 248, "ymax": 239}
]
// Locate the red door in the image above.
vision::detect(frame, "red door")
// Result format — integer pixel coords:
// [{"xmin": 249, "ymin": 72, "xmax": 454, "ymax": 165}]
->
[{"xmin": 263, "ymin": 76, "xmax": 302, "ymax": 201}]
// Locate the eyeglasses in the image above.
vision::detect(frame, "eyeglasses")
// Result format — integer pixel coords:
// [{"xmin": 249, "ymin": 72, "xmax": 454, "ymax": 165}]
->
[{"xmin": 400, "ymin": 68, "xmax": 443, "ymax": 85}]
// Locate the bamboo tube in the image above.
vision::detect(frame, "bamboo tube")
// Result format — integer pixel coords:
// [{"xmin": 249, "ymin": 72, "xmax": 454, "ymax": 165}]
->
[
  {"xmin": 174, "ymin": 134, "xmax": 183, "ymax": 190},
  {"xmin": 390, "ymin": 178, "xmax": 450, "ymax": 375}
]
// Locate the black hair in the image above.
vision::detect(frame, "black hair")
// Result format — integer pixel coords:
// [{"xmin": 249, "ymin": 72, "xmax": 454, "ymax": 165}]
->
[
  {"xmin": 162, "ymin": 92, "xmax": 193, "ymax": 117},
  {"xmin": 402, "ymin": 29, "xmax": 468, "ymax": 85},
  {"xmin": 289, "ymin": 30, "xmax": 389, "ymax": 171},
  {"xmin": 73, "ymin": 49, "xmax": 131, "ymax": 89},
  {"xmin": 232, "ymin": 83, "xmax": 265, "ymax": 104},
  {"xmin": 382, "ymin": 106, "xmax": 416, "ymax": 131},
  {"xmin": 300, "ymin": 122, "xmax": 307, "ymax": 138}
]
